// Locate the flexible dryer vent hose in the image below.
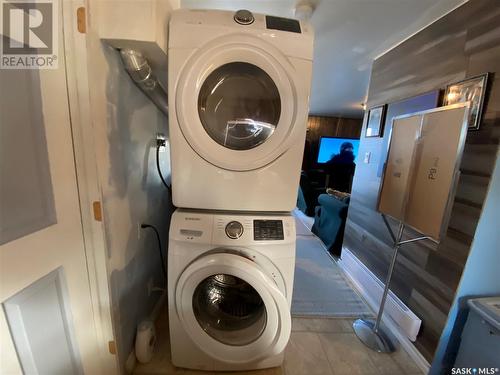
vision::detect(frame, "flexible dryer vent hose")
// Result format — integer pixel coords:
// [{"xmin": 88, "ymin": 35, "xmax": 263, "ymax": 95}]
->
[{"xmin": 119, "ymin": 49, "xmax": 168, "ymax": 116}]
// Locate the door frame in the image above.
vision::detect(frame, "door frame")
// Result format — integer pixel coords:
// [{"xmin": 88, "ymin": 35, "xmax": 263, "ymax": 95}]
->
[{"xmin": 60, "ymin": 1, "xmax": 117, "ymax": 373}]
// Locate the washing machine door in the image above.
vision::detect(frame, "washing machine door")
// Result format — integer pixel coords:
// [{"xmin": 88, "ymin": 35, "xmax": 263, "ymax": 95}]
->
[
  {"xmin": 175, "ymin": 252, "xmax": 291, "ymax": 363},
  {"xmin": 176, "ymin": 34, "xmax": 300, "ymax": 171}
]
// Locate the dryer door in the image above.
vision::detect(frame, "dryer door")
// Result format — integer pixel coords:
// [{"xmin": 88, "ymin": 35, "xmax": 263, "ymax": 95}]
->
[
  {"xmin": 176, "ymin": 35, "xmax": 300, "ymax": 171},
  {"xmin": 198, "ymin": 62, "xmax": 281, "ymax": 151},
  {"xmin": 175, "ymin": 252, "xmax": 291, "ymax": 363}
]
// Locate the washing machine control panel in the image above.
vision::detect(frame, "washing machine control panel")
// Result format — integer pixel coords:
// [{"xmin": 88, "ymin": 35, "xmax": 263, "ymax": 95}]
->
[
  {"xmin": 253, "ymin": 220, "xmax": 284, "ymax": 241},
  {"xmin": 212, "ymin": 215, "xmax": 294, "ymax": 244},
  {"xmin": 225, "ymin": 221, "xmax": 244, "ymax": 239}
]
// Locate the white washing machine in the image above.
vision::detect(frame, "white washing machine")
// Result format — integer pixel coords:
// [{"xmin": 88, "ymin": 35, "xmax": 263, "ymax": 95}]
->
[
  {"xmin": 168, "ymin": 209, "xmax": 296, "ymax": 371},
  {"xmin": 168, "ymin": 9, "xmax": 314, "ymax": 211}
]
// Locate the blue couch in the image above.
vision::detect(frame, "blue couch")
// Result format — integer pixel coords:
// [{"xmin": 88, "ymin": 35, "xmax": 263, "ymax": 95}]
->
[{"xmin": 311, "ymin": 194, "xmax": 350, "ymax": 256}]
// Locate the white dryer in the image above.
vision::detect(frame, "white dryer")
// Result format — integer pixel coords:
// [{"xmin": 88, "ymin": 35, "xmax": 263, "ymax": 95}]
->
[
  {"xmin": 168, "ymin": 209, "xmax": 296, "ymax": 371},
  {"xmin": 168, "ymin": 9, "xmax": 314, "ymax": 211}
]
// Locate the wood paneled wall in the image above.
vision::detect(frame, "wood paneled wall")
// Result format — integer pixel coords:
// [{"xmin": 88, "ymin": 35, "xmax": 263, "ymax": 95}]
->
[
  {"xmin": 304, "ymin": 116, "xmax": 362, "ymax": 169},
  {"xmin": 307, "ymin": 116, "xmax": 363, "ymax": 140},
  {"xmin": 343, "ymin": 0, "xmax": 500, "ymax": 361}
]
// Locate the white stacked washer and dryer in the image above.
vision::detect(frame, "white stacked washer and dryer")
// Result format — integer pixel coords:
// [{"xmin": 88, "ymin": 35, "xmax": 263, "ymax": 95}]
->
[{"xmin": 167, "ymin": 8, "xmax": 314, "ymax": 372}]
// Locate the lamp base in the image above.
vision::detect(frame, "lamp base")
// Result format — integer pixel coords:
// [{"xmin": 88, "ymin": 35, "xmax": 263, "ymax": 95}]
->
[{"xmin": 353, "ymin": 319, "xmax": 395, "ymax": 353}]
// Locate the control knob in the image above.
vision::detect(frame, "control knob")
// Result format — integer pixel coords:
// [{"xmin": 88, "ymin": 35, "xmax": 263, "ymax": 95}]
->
[
  {"xmin": 225, "ymin": 221, "xmax": 244, "ymax": 239},
  {"xmin": 234, "ymin": 9, "xmax": 254, "ymax": 25}
]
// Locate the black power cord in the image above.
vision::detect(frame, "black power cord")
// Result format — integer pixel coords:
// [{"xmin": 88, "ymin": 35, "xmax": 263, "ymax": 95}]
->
[
  {"xmin": 141, "ymin": 224, "xmax": 167, "ymax": 282},
  {"xmin": 156, "ymin": 137, "xmax": 171, "ymax": 193}
]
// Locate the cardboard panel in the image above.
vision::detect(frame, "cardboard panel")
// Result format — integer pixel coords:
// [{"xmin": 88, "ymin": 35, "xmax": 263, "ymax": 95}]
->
[
  {"xmin": 406, "ymin": 106, "xmax": 468, "ymax": 239},
  {"xmin": 378, "ymin": 105, "xmax": 468, "ymax": 241},
  {"xmin": 378, "ymin": 116, "xmax": 421, "ymax": 220}
]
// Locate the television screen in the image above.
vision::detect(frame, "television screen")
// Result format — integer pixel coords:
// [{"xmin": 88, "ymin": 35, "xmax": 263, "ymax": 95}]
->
[{"xmin": 317, "ymin": 137, "xmax": 360, "ymax": 164}]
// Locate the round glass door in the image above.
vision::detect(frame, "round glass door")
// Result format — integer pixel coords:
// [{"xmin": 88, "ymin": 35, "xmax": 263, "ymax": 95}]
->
[
  {"xmin": 192, "ymin": 273, "xmax": 267, "ymax": 346},
  {"xmin": 198, "ymin": 62, "xmax": 281, "ymax": 150},
  {"xmin": 175, "ymin": 252, "xmax": 292, "ymax": 362}
]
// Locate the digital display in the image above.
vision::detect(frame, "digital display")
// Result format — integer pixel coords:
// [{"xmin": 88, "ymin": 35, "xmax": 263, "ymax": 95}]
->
[
  {"xmin": 266, "ymin": 16, "xmax": 301, "ymax": 34},
  {"xmin": 254, "ymin": 220, "xmax": 284, "ymax": 240},
  {"xmin": 317, "ymin": 137, "xmax": 360, "ymax": 164}
]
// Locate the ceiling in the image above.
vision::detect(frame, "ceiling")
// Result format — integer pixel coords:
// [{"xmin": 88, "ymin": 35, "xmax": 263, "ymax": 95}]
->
[{"xmin": 181, "ymin": 0, "xmax": 466, "ymax": 118}]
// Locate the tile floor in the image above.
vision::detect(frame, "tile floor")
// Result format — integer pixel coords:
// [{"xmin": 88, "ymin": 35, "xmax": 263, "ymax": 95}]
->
[{"xmin": 133, "ymin": 310, "xmax": 424, "ymax": 375}]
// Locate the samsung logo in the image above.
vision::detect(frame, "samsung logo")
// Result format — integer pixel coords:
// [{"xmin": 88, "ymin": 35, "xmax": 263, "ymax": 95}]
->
[{"xmin": 185, "ymin": 217, "xmax": 201, "ymax": 221}]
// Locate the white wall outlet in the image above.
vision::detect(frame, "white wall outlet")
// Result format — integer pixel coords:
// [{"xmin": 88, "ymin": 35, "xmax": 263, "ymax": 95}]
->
[{"xmin": 364, "ymin": 152, "xmax": 371, "ymax": 164}]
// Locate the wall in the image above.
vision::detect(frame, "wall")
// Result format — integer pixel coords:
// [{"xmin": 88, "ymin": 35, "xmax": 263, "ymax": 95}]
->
[
  {"xmin": 430, "ymin": 152, "xmax": 500, "ymax": 373},
  {"xmin": 86, "ymin": 1, "xmax": 176, "ymax": 370},
  {"xmin": 304, "ymin": 115, "xmax": 362, "ymax": 169},
  {"xmin": 342, "ymin": 0, "xmax": 500, "ymax": 361}
]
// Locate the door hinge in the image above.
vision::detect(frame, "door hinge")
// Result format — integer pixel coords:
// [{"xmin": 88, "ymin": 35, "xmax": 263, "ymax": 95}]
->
[
  {"xmin": 108, "ymin": 340, "xmax": 116, "ymax": 355},
  {"xmin": 77, "ymin": 7, "xmax": 86, "ymax": 33},
  {"xmin": 93, "ymin": 201, "xmax": 102, "ymax": 222}
]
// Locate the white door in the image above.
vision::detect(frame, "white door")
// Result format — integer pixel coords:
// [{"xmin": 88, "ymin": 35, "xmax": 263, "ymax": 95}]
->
[
  {"xmin": 176, "ymin": 35, "xmax": 301, "ymax": 171},
  {"xmin": 0, "ymin": 4, "xmax": 105, "ymax": 375},
  {"xmin": 175, "ymin": 252, "xmax": 291, "ymax": 363}
]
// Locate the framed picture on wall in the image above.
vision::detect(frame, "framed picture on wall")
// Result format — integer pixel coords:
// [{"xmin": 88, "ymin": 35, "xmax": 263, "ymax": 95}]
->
[
  {"xmin": 443, "ymin": 73, "xmax": 489, "ymax": 130},
  {"xmin": 365, "ymin": 105, "xmax": 386, "ymax": 137}
]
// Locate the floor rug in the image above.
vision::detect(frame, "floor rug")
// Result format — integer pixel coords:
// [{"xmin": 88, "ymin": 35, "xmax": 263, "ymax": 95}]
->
[{"xmin": 292, "ymin": 235, "xmax": 373, "ymax": 318}]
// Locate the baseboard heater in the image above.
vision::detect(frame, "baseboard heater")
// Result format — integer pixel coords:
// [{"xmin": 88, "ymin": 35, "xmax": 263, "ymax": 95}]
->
[{"xmin": 339, "ymin": 246, "xmax": 422, "ymax": 341}]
